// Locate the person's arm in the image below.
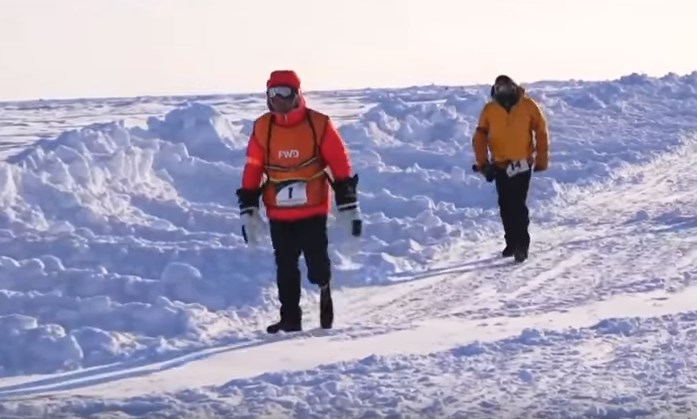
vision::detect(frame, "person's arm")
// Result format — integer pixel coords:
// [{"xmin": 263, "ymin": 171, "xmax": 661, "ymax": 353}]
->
[
  {"xmin": 240, "ymin": 136, "xmax": 265, "ymax": 190},
  {"xmin": 320, "ymin": 118, "xmax": 361, "ymax": 236},
  {"xmin": 472, "ymin": 105, "xmax": 490, "ymax": 169},
  {"xmin": 236, "ymin": 135, "xmax": 266, "ymax": 215},
  {"xmin": 528, "ymin": 99, "xmax": 549, "ymax": 171},
  {"xmin": 320, "ymin": 118, "xmax": 353, "ymax": 181}
]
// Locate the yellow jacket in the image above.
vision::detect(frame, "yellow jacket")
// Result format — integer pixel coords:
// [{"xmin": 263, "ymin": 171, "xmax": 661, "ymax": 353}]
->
[{"xmin": 472, "ymin": 88, "xmax": 549, "ymax": 170}]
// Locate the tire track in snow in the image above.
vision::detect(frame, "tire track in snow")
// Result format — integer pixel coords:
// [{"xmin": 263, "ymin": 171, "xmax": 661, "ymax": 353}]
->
[
  {"xmin": 498, "ymin": 247, "xmax": 593, "ymax": 303},
  {"xmin": 5, "ymin": 283, "xmax": 697, "ymax": 402},
  {"xmin": 346, "ymin": 221, "xmax": 634, "ymax": 328}
]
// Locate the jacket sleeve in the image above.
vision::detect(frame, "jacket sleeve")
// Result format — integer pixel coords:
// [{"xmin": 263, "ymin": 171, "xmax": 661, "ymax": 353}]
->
[
  {"xmin": 472, "ymin": 105, "xmax": 490, "ymax": 168},
  {"xmin": 320, "ymin": 118, "xmax": 352, "ymax": 181},
  {"xmin": 529, "ymin": 99, "xmax": 549, "ymax": 169},
  {"xmin": 240, "ymin": 135, "xmax": 266, "ymax": 190}
]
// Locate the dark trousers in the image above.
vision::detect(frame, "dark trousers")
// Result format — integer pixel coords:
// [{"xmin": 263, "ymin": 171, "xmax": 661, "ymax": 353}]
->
[
  {"xmin": 494, "ymin": 168, "xmax": 532, "ymax": 251},
  {"xmin": 269, "ymin": 215, "xmax": 331, "ymax": 322}
]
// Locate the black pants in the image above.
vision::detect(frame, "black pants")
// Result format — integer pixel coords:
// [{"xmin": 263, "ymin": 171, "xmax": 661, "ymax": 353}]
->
[
  {"xmin": 269, "ymin": 215, "xmax": 331, "ymax": 322},
  {"xmin": 494, "ymin": 168, "xmax": 532, "ymax": 251}
]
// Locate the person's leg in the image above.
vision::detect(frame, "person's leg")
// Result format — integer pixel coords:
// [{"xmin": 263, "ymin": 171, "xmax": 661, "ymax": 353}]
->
[
  {"xmin": 299, "ymin": 215, "xmax": 333, "ymax": 328},
  {"xmin": 300, "ymin": 215, "xmax": 331, "ymax": 287},
  {"xmin": 508, "ymin": 169, "xmax": 533, "ymax": 261},
  {"xmin": 495, "ymin": 170, "xmax": 516, "ymax": 256},
  {"xmin": 268, "ymin": 219, "xmax": 302, "ymax": 332}
]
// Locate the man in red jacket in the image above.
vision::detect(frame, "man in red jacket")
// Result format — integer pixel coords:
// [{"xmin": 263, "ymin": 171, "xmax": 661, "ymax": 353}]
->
[{"xmin": 236, "ymin": 70, "xmax": 362, "ymax": 333}]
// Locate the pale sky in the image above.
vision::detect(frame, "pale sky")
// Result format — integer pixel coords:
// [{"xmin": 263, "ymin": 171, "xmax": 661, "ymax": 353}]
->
[{"xmin": 0, "ymin": 0, "xmax": 695, "ymax": 101}]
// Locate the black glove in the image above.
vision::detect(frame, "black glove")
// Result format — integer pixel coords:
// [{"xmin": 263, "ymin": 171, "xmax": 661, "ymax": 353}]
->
[
  {"xmin": 472, "ymin": 163, "xmax": 496, "ymax": 183},
  {"xmin": 332, "ymin": 174, "xmax": 362, "ymax": 237},
  {"xmin": 235, "ymin": 188, "xmax": 264, "ymax": 245},
  {"xmin": 235, "ymin": 188, "xmax": 261, "ymax": 214}
]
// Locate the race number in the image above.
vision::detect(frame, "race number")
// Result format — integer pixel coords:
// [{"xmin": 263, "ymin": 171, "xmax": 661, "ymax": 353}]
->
[
  {"xmin": 506, "ymin": 159, "xmax": 530, "ymax": 177},
  {"xmin": 276, "ymin": 181, "xmax": 308, "ymax": 206}
]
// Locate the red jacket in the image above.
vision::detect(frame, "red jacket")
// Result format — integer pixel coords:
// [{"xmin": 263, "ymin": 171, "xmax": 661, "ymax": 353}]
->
[{"xmin": 241, "ymin": 92, "xmax": 353, "ymax": 221}]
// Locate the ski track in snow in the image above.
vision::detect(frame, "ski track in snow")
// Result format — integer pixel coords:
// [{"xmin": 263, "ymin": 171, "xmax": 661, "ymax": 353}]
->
[{"xmin": 0, "ymin": 72, "xmax": 697, "ymax": 417}]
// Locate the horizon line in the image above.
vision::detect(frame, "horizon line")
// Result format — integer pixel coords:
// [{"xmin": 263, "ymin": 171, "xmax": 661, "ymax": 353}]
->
[{"xmin": 1, "ymin": 69, "xmax": 695, "ymax": 106}]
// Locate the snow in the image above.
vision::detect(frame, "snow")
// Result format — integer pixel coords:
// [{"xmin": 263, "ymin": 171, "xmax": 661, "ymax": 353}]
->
[{"xmin": 0, "ymin": 71, "xmax": 697, "ymax": 417}]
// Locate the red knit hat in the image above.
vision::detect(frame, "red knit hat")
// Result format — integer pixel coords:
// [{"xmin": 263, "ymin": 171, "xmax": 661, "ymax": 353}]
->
[{"xmin": 267, "ymin": 70, "xmax": 301, "ymax": 90}]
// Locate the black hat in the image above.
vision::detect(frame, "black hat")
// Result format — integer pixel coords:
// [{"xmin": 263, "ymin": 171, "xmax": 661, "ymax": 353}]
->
[
  {"xmin": 494, "ymin": 74, "xmax": 515, "ymax": 85},
  {"xmin": 490, "ymin": 75, "xmax": 517, "ymax": 97}
]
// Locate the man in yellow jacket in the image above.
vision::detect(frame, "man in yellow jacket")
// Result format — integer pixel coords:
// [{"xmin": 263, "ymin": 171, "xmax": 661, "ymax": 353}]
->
[{"xmin": 472, "ymin": 75, "xmax": 549, "ymax": 262}]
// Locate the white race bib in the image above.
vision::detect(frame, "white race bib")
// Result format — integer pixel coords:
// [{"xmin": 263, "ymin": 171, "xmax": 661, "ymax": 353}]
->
[
  {"xmin": 506, "ymin": 159, "xmax": 530, "ymax": 177},
  {"xmin": 275, "ymin": 181, "xmax": 308, "ymax": 207}
]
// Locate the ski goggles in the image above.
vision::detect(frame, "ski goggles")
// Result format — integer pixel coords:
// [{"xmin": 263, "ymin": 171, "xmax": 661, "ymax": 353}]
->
[{"xmin": 267, "ymin": 86, "xmax": 295, "ymax": 98}]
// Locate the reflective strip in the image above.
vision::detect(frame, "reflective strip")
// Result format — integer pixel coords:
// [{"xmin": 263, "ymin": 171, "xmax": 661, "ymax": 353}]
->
[
  {"xmin": 337, "ymin": 202, "xmax": 358, "ymax": 211},
  {"xmin": 264, "ymin": 156, "xmax": 319, "ymax": 172},
  {"xmin": 267, "ymin": 169, "xmax": 326, "ymax": 184},
  {"xmin": 246, "ymin": 156, "xmax": 263, "ymax": 166}
]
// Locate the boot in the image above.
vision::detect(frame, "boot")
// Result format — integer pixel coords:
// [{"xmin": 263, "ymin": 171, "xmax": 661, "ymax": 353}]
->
[
  {"xmin": 319, "ymin": 284, "xmax": 333, "ymax": 329},
  {"xmin": 266, "ymin": 319, "xmax": 302, "ymax": 334},
  {"xmin": 501, "ymin": 245, "xmax": 514, "ymax": 257},
  {"xmin": 266, "ymin": 307, "xmax": 302, "ymax": 334},
  {"xmin": 513, "ymin": 247, "xmax": 528, "ymax": 263}
]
